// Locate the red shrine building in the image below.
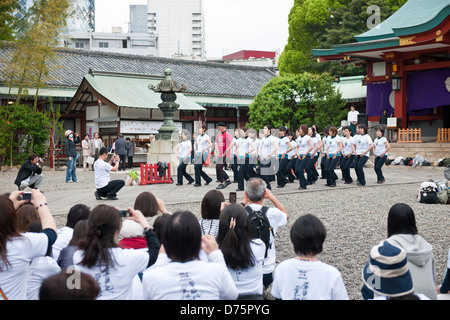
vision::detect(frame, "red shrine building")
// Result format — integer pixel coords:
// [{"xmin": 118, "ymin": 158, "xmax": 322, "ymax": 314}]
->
[{"xmin": 312, "ymin": 0, "xmax": 450, "ymax": 142}]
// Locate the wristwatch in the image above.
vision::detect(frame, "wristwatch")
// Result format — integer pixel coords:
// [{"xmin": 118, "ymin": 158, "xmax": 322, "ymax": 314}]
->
[{"xmin": 239, "ymin": 202, "xmax": 246, "ymax": 207}]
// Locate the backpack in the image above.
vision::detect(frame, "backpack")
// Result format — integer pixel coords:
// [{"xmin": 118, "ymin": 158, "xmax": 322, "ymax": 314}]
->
[
  {"xmin": 245, "ymin": 206, "xmax": 274, "ymax": 258},
  {"xmin": 417, "ymin": 181, "xmax": 438, "ymax": 204}
]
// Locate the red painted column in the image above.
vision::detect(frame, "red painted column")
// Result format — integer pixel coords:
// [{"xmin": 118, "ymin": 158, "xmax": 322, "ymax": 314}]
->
[{"xmin": 394, "ymin": 62, "xmax": 408, "ymax": 129}]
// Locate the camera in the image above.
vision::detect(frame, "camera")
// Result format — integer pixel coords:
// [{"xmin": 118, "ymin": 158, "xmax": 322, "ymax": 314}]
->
[
  {"xmin": 229, "ymin": 192, "xmax": 237, "ymax": 204},
  {"xmin": 22, "ymin": 192, "xmax": 32, "ymax": 201},
  {"xmin": 118, "ymin": 209, "xmax": 130, "ymax": 217}
]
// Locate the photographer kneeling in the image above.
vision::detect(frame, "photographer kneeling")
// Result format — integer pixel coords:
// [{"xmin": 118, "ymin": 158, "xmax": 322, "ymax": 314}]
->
[
  {"xmin": 94, "ymin": 147, "xmax": 125, "ymax": 200},
  {"xmin": 14, "ymin": 153, "xmax": 44, "ymax": 190}
]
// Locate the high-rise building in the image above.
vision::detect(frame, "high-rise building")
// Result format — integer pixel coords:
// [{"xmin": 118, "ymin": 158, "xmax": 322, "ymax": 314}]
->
[
  {"xmin": 147, "ymin": 0, "xmax": 205, "ymax": 59},
  {"xmin": 130, "ymin": 5, "xmax": 148, "ymax": 33},
  {"xmin": 66, "ymin": 0, "xmax": 95, "ymax": 32}
]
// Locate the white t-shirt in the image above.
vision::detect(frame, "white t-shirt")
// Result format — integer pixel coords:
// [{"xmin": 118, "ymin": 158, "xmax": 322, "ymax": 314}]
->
[
  {"xmin": 354, "ymin": 134, "xmax": 373, "ymax": 156},
  {"xmin": 178, "ymin": 140, "xmax": 191, "ymax": 159},
  {"xmin": 259, "ymin": 135, "xmax": 278, "ymax": 158},
  {"xmin": 0, "ymin": 233, "xmax": 49, "ymax": 300},
  {"xmin": 288, "ymin": 140, "xmax": 297, "ymax": 159},
  {"xmin": 73, "ymin": 247, "xmax": 150, "ymax": 300},
  {"xmin": 27, "ymin": 256, "xmax": 61, "ymax": 300},
  {"xmin": 249, "ymin": 138, "xmax": 260, "ymax": 157},
  {"xmin": 227, "ymin": 239, "xmax": 265, "ymax": 296},
  {"xmin": 236, "ymin": 137, "xmax": 250, "ymax": 158},
  {"xmin": 271, "ymin": 258, "xmax": 349, "ymax": 300},
  {"xmin": 347, "ymin": 110, "xmax": 359, "ymax": 123},
  {"xmin": 94, "ymin": 159, "xmax": 112, "ymax": 189},
  {"xmin": 342, "ymin": 136, "xmax": 355, "ymax": 156},
  {"xmin": 246, "ymin": 204, "xmax": 288, "ymax": 274},
  {"xmin": 278, "ymin": 137, "xmax": 290, "ymax": 155},
  {"xmin": 322, "ymin": 136, "xmax": 329, "ymax": 155},
  {"xmin": 373, "ymin": 137, "xmax": 388, "ymax": 157},
  {"xmin": 296, "ymin": 135, "xmax": 312, "ymax": 156},
  {"xmin": 141, "ymin": 250, "xmax": 238, "ymax": 300},
  {"xmin": 326, "ymin": 136, "xmax": 342, "ymax": 156},
  {"xmin": 52, "ymin": 226, "xmax": 74, "ymax": 261},
  {"xmin": 310, "ymin": 136, "xmax": 319, "ymax": 157},
  {"xmin": 196, "ymin": 134, "xmax": 210, "ymax": 153}
]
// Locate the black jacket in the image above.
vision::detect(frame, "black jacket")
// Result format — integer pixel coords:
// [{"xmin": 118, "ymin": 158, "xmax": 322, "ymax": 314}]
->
[
  {"xmin": 14, "ymin": 160, "xmax": 42, "ymax": 187},
  {"xmin": 65, "ymin": 136, "xmax": 80, "ymax": 157}
]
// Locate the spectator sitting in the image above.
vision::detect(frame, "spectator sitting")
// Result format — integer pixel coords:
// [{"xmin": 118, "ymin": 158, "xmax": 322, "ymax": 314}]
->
[
  {"xmin": 271, "ymin": 214, "xmax": 348, "ymax": 300},
  {"xmin": 141, "ymin": 211, "xmax": 238, "ymax": 300},
  {"xmin": 118, "ymin": 219, "xmax": 147, "ymax": 250},
  {"xmin": 14, "ymin": 153, "xmax": 43, "ymax": 190},
  {"xmin": 133, "ymin": 191, "xmax": 171, "ymax": 226},
  {"xmin": 239, "ymin": 177, "xmax": 289, "ymax": 290},
  {"xmin": 52, "ymin": 204, "xmax": 90, "ymax": 261},
  {"xmin": 199, "ymin": 190, "xmax": 225, "ymax": 240},
  {"xmin": 39, "ymin": 269, "xmax": 100, "ymax": 300},
  {"xmin": 57, "ymin": 220, "xmax": 88, "ymax": 269},
  {"xmin": 437, "ymin": 248, "xmax": 450, "ymax": 300},
  {"xmin": 0, "ymin": 190, "xmax": 57, "ymax": 300},
  {"xmin": 362, "ymin": 240, "xmax": 430, "ymax": 300},
  {"xmin": 16, "ymin": 203, "xmax": 39, "ymax": 233}
]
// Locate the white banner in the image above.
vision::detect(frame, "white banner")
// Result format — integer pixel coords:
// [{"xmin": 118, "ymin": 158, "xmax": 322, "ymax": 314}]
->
[{"xmin": 120, "ymin": 120, "xmax": 182, "ymax": 134}]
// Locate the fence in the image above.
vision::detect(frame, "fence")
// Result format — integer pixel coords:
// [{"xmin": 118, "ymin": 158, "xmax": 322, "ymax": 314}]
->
[
  {"xmin": 398, "ymin": 128, "xmax": 422, "ymax": 143},
  {"xmin": 139, "ymin": 163, "xmax": 173, "ymax": 185},
  {"xmin": 436, "ymin": 128, "xmax": 450, "ymax": 143}
]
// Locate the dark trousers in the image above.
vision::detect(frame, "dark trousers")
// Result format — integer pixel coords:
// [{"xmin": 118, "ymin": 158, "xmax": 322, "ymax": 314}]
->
[
  {"xmin": 194, "ymin": 152, "xmax": 212, "ymax": 185},
  {"xmin": 340, "ymin": 155, "xmax": 354, "ymax": 183},
  {"xmin": 237, "ymin": 156, "xmax": 250, "ymax": 190},
  {"xmin": 306, "ymin": 154, "xmax": 319, "ymax": 183},
  {"xmin": 119, "ymin": 154, "xmax": 126, "ymax": 170},
  {"xmin": 374, "ymin": 155, "xmax": 387, "ymax": 182},
  {"xmin": 247, "ymin": 156, "xmax": 258, "ymax": 179},
  {"xmin": 286, "ymin": 158, "xmax": 297, "ymax": 182},
  {"xmin": 325, "ymin": 156, "xmax": 340, "ymax": 186},
  {"xmin": 97, "ymin": 180, "xmax": 125, "ymax": 198},
  {"xmin": 320, "ymin": 154, "xmax": 328, "ymax": 179},
  {"xmin": 216, "ymin": 155, "xmax": 230, "ymax": 183},
  {"xmin": 127, "ymin": 156, "xmax": 133, "ymax": 168},
  {"xmin": 276, "ymin": 156, "xmax": 289, "ymax": 187},
  {"xmin": 295, "ymin": 155, "xmax": 310, "ymax": 189},
  {"xmin": 259, "ymin": 157, "xmax": 275, "ymax": 190},
  {"xmin": 354, "ymin": 155, "xmax": 369, "ymax": 185},
  {"xmin": 231, "ymin": 156, "xmax": 238, "ymax": 182},
  {"xmin": 178, "ymin": 158, "xmax": 194, "ymax": 185}
]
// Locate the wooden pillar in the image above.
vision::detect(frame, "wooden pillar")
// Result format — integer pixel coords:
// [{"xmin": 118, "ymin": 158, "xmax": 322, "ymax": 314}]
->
[{"xmin": 393, "ymin": 61, "xmax": 408, "ymax": 129}]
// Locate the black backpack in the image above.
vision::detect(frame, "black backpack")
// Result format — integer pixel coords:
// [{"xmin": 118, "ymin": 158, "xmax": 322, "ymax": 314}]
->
[{"xmin": 245, "ymin": 206, "xmax": 274, "ymax": 258}]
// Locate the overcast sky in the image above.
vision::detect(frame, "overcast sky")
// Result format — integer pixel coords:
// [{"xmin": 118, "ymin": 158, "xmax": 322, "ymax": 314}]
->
[{"xmin": 95, "ymin": 0, "xmax": 293, "ymax": 58}]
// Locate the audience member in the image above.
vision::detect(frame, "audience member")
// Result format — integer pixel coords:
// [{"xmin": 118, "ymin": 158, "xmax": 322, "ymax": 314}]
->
[
  {"xmin": 271, "ymin": 214, "xmax": 348, "ymax": 300},
  {"xmin": 39, "ymin": 269, "xmax": 100, "ymax": 300},
  {"xmin": 437, "ymin": 248, "xmax": 450, "ymax": 299},
  {"xmin": 199, "ymin": 190, "xmax": 225, "ymax": 239},
  {"xmin": 57, "ymin": 220, "xmax": 88, "ymax": 268},
  {"xmin": 52, "ymin": 204, "xmax": 90, "ymax": 261},
  {"xmin": 118, "ymin": 220, "xmax": 147, "ymax": 250},
  {"xmin": 362, "ymin": 240, "xmax": 429, "ymax": 300},
  {"xmin": 133, "ymin": 191, "xmax": 171, "ymax": 226},
  {"xmin": 0, "ymin": 190, "xmax": 57, "ymax": 300},
  {"xmin": 240, "ymin": 177, "xmax": 289, "ymax": 289},
  {"xmin": 217, "ymin": 204, "xmax": 265, "ymax": 300},
  {"xmin": 141, "ymin": 211, "xmax": 238, "ymax": 300},
  {"xmin": 73, "ymin": 204, "xmax": 160, "ymax": 299},
  {"xmin": 16, "ymin": 203, "xmax": 39, "ymax": 233}
]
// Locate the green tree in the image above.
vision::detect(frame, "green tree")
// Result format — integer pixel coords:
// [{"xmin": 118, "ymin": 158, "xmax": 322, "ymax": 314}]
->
[
  {"xmin": 278, "ymin": 0, "xmax": 408, "ymax": 76},
  {"xmin": 247, "ymin": 73, "xmax": 347, "ymax": 131},
  {"xmin": 0, "ymin": 0, "xmax": 20, "ymax": 41}
]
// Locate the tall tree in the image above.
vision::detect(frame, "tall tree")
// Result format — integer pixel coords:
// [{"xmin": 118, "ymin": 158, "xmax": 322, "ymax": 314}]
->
[
  {"xmin": 247, "ymin": 72, "xmax": 347, "ymax": 131},
  {"xmin": 0, "ymin": 0, "xmax": 20, "ymax": 41}
]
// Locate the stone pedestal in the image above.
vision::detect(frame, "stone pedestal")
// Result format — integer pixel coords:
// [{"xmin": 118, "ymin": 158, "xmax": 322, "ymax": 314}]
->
[{"xmin": 146, "ymin": 140, "xmax": 195, "ymax": 177}]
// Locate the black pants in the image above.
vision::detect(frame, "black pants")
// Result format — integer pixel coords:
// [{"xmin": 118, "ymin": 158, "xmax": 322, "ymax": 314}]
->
[
  {"xmin": 231, "ymin": 156, "xmax": 238, "ymax": 182},
  {"xmin": 286, "ymin": 158, "xmax": 297, "ymax": 182},
  {"xmin": 194, "ymin": 152, "xmax": 212, "ymax": 185},
  {"xmin": 296, "ymin": 155, "xmax": 310, "ymax": 189},
  {"xmin": 259, "ymin": 157, "xmax": 275, "ymax": 190},
  {"xmin": 306, "ymin": 154, "xmax": 319, "ymax": 183},
  {"xmin": 325, "ymin": 156, "xmax": 340, "ymax": 186},
  {"xmin": 277, "ymin": 156, "xmax": 289, "ymax": 187},
  {"xmin": 374, "ymin": 155, "xmax": 387, "ymax": 182},
  {"xmin": 320, "ymin": 154, "xmax": 328, "ymax": 179},
  {"xmin": 127, "ymin": 156, "xmax": 133, "ymax": 168},
  {"xmin": 237, "ymin": 156, "xmax": 250, "ymax": 190},
  {"xmin": 340, "ymin": 155, "xmax": 354, "ymax": 183},
  {"xmin": 216, "ymin": 156, "xmax": 230, "ymax": 183},
  {"xmin": 354, "ymin": 155, "xmax": 369, "ymax": 185},
  {"xmin": 178, "ymin": 158, "xmax": 194, "ymax": 185},
  {"xmin": 119, "ymin": 154, "xmax": 127, "ymax": 170},
  {"xmin": 97, "ymin": 180, "xmax": 125, "ymax": 198}
]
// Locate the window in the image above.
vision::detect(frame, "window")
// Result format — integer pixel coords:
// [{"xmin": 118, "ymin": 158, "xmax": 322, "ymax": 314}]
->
[
  {"xmin": 75, "ymin": 42, "xmax": 84, "ymax": 48},
  {"xmin": 122, "ymin": 40, "xmax": 127, "ymax": 48},
  {"xmin": 99, "ymin": 42, "xmax": 109, "ymax": 48}
]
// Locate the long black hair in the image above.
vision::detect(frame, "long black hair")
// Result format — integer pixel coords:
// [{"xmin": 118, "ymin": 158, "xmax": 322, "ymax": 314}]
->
[{"xmin": 217, "ymin": 204, "xmax": 255, "ymax": 270}]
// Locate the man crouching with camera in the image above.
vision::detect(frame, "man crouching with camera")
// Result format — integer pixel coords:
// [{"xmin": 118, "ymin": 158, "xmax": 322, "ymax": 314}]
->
[
  {"xmin": 14, "ymin": 153, "xmax": 44, "ymax": 190},
  {"xmin": 94, "ymin": 147, "xmax": 125, "ymax": 200}
]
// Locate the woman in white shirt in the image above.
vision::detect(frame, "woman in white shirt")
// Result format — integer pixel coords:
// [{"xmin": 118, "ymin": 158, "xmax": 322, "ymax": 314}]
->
[
  {"xmin": 325, "ymin": 126, "xmax": 343, "ymax": 187},
  {"xmin": 236, "ymin": 128, "xmax": 250, "ymax": 191},
  {"xmin": 352, "ymin": 124, "xmax": 373, "ymax": 186},
  {"xmin": 320, "ymin": 127, "xmax": 329, "ymax": 180},
  {"xmin": 258, "ymin": 125, "xmax": 278, "ymax": 190},
  {"xmin": 194, "ymin": 124, "xmax": 213, "ymax": 187},
  {"xmin": 217, "ymin": 204, "xmax": 265, "ymax": 300},
  {"xmin": 271, "ymin": 214, "xmax": 348, "ymax": 300},
  {"xmin": 295, "ymin": 124, "xmax": 313, "ymax": 190},
  {"xmin": 276, "ymin": 126, "xmax": 293, "ymax": 189},
  {"xmin": 0, "ymin": 190, "xmax": 57, "ymax": 300},
  {"xmin": 306, "ymin": 126, "xmax": 320, "ymax": 185},
  {"xmin": 175, "ymin": 129, "xmax": 194, "ymax": 186},
  {"xmin": 285, "ymin": 130, "xmax": 297, "ymax": 183},
  {"xmin": 142, "ymin": 211, "xmax": 238, "ymax": 300},
  {"xmin": 340, "ymin": 126, "xmax": 355, "ymax": 184},
  {"xmin": 373, "ymin": 128, "xmax": 390, "ymax": 184},
  {"xmin": 73, "ymin": 204, "xmax": 161, "ymax": 300},
  {"xmin": 245, "ymin": 129, "xmax": 259, "ymax": 179}
]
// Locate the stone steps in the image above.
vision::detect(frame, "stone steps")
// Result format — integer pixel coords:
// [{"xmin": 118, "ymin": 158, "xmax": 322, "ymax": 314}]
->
[{"xmin": 387, "ymin": 143, "xmax": 450, "ymax": 163}]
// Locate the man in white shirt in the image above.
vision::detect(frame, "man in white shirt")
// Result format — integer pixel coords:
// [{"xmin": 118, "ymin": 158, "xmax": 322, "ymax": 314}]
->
[
  {"xmin": 94, "ymin": 147, "xmax": 125, "ymax": 200},
  {"xmin": 89, "ymin": 132, "xmax": 104, "ymax": 170},
  {"xmin": 347, "ymin": 105, "xmax": 359, "ymax": 134},
  {"xmin": 240, "ymin": 177, "xmax": 289, "ymax": 290}
]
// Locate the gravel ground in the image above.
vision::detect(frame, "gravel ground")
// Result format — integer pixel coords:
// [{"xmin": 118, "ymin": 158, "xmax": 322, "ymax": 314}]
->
[{"xmin": 1, "ymin": 168, "xmax": 448, "ymax": 300}]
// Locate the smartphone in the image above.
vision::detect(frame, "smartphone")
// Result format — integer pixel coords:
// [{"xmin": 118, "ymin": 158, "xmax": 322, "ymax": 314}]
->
[
  {"xmin": 118, "ymin": 210, "xmax": 130, "ymax": 217},
  {"xmin": 22, "ymin": 192, "xmax": 32, "ymax": 201},
  {"xmin": 229, "ymin": 192, "xmax": 237, "ymax": 204}
]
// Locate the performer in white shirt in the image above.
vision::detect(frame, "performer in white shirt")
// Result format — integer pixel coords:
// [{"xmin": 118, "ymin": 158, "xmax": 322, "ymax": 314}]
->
[
  {"xmin": 340, "ymin": 126, "xmax": 355, "ymax": 184},
  {"xmin": 352, "ymin": 124, "xmax": 373, "ymax": 186},
  {"xmin": 325, "ymin": 126, "xmax": 343, "ymax": 187},
  {"xmin": 373, "ymin": 128, "xmax": 390, "ymax": 184},
  {"xmin": 306, "ymin": 126, "xmax": 321, "ymax": 185},
  {"xmin": 347, "ymin": 105, "xmax": 359, "ymax": 134},
  {"xmin": 175, "ymin": 129, "xmax": 194, "ymax": 186},
  {"xmin": 276, "ymin": 126, "xmax": 293, "ymax": 189},
  {"xmin": 236, "ymin": 127, "xmax": 250, "ymax": 191},
  {"xmin": 258, "ymin": 125, "xmax": 278, "ymax": 190},
  {"xmin": 295, "ymin": 124, "xmax": 313, "ymax": 190},
  {"xmin": 285, "ymin": 130, "xmax": 297, "ymax": 183}
]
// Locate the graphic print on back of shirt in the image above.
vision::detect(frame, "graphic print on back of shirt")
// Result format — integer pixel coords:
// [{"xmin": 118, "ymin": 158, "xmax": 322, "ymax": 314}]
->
[
  {"xmin": 293, "ymin": 269, "xmax": 309, "ymax": 300},
  {"xmin": 179, "ymin": 272, "xmax": 202, "ymax": 300}
]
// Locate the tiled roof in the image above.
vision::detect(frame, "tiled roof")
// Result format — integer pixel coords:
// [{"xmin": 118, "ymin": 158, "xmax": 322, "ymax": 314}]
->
[{"xmin": 0, "ymin": 43, "xmax": 277, "ymax": 98}]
